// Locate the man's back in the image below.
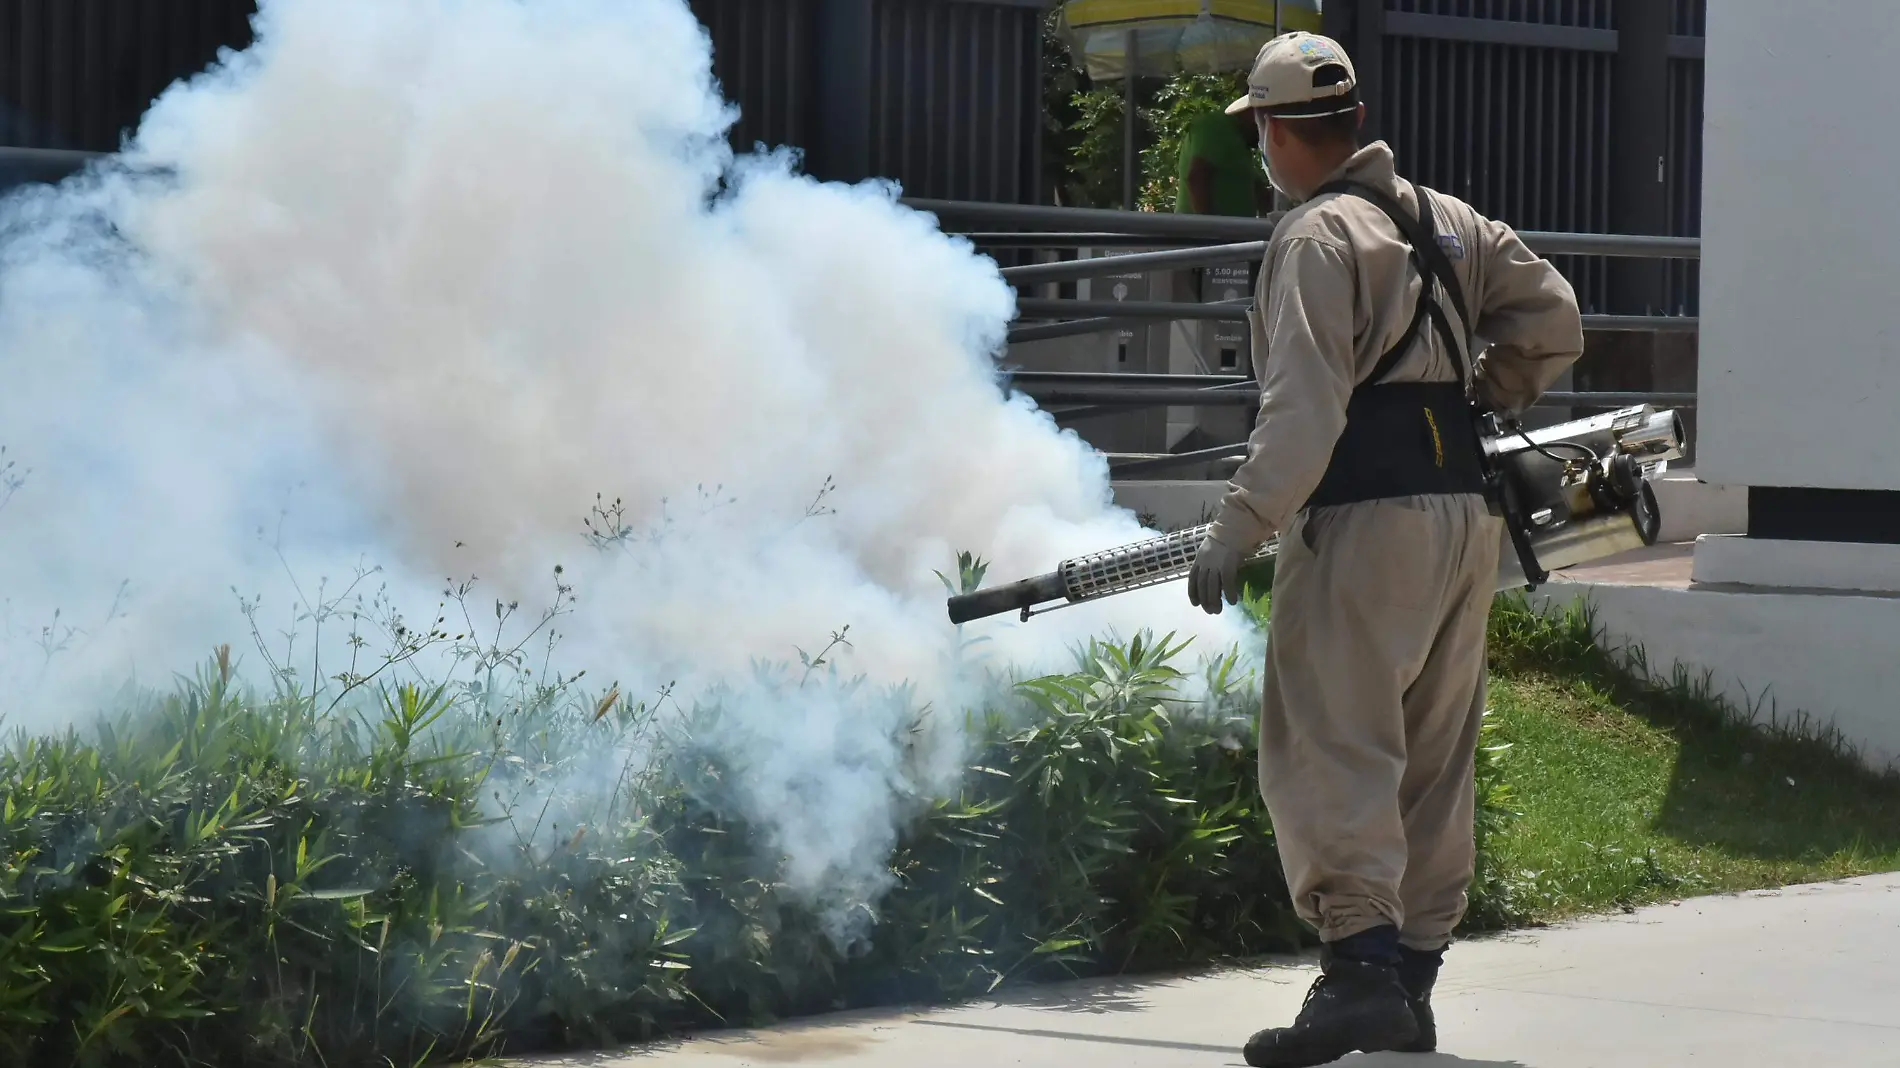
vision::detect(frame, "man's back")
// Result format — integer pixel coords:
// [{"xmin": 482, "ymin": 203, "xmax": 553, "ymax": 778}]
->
[
  {"xmin": 1259, "ymin": 143, "xmax": 1582, "ymax": 411},
  {"xmin": 1219, "ymin": 140, "xmax": 1584, "ymax": 542}
]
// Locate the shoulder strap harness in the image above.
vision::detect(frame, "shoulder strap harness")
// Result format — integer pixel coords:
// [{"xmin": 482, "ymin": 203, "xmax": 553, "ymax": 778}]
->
[{"xmin": 1298, "ymin": 178, "xmax": 1549, "ymax": 587}]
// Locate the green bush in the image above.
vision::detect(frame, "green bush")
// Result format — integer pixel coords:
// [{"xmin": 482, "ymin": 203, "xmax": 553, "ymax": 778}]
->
[{"xmin": 0, "ymin": 598, "xmax": 1527, "ymax": 1067}]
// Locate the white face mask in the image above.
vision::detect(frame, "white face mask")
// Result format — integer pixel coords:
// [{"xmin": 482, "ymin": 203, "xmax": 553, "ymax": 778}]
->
[
  {"xmin": 1256, "ymin": 115, "xmax": 1292, "ymax": 200},
  {"xmin": 1261, "ymin": 144, "xmax": 1292, "ymax": 196},
  {"xmin": 1260, "ymin": 141, "xmax": 1292, "ymax": 200}
]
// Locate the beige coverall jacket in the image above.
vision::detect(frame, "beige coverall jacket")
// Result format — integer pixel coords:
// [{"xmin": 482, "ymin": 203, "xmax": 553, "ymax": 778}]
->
[{"xmin": 1207, "ymin": 142, "xmax": 1583, "ymax": 950}]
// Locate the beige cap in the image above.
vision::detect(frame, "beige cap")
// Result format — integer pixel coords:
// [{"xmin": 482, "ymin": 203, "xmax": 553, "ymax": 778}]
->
[{"xmin": 1224, "ymin": 32, "xmax": 1360, "ymax": 117}]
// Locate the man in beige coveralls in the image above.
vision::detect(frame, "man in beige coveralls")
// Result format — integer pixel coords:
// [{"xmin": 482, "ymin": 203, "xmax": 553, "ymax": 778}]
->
[{"xmin": 1185, "ymin": 33, "xmax": 1584, "ymax": 1068}]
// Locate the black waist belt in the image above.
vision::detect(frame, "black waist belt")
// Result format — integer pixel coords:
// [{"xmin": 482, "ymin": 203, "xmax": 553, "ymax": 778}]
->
[{"xmin": 1304, "ymin": 381, "xmax": 1487, "ymax": 509}]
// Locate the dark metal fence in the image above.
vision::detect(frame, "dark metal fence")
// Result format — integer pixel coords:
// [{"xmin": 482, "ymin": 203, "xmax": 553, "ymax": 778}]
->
[
  {"xmin": 1325, "ymin": 0, "xmax": 1707, "ymax": 317},
  {"xmin": 689, "ymin": 0, "xmax": 1044, "ymax": 202},
  {"xmin": 865, "ymin": 0, "xmax": 1043, "ymax": 203},
  {"xmin": 2, "ymin": 0, "xmax": 1046, "ymax": 203},
  {"xmin": 1387, "ymin": 1, "xmax": 1613, "ymax": 27},
  {"xmin": 5, "ymin": 0, "xmax": 1705, "ymax": 270},
  {"xmin": 1385, "ymin": 30, "xmax": 1615, "ymax": 312},
  {"xmin": 691, "ymin": 0, "xmax": 813, "ymax": 154},
  {"xmin": 1664, "ymin": 0, "xmax": 1704, "ymax": 315},
  {"xmin": 0, "ymin": 0, "xmax": 255, "ymax": 151}
]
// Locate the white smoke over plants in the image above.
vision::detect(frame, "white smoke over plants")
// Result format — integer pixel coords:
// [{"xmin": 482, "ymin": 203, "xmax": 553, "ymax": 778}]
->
[{"xmin": 0, "ymin": 0, "xmax": 1257, "ymax": 934}]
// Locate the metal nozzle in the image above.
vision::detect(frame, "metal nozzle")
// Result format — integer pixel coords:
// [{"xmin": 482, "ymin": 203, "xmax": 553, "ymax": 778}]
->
[
  {"xmin": 1615, "ymin": 408, "xmax": 1687, "ymax": 462},
  {"xmin": 946, "ymin": 571, "xmax": 1067, "ymax": 625}
]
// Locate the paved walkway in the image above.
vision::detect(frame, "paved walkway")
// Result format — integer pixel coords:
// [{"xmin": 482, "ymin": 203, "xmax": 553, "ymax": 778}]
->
[
  {"xmin": 1551, "ymin": 540, "xmax": 1694, "ymax": 590},
  {"xmin": 524, "ymin": 874, "xmax": 1900, "ymax": 1068}
]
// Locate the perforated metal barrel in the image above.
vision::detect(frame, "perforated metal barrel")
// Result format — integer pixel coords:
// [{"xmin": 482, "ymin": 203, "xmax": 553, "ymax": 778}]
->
[{"xmin": 1060, "ymin": 526, "xmax": 1279, "ymax": 603}]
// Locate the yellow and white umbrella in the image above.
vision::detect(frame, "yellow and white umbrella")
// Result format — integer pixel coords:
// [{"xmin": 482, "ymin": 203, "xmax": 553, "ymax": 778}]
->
[{"xmin": 1057, "ymin": 0, "xmax": 1323, "ymax": 82}]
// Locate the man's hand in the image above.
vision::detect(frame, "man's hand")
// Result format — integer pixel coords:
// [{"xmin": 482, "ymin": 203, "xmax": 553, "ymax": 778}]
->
[{"xmin": 1187, "ymin": 530, "xmax": 1250, "ymax": 615}]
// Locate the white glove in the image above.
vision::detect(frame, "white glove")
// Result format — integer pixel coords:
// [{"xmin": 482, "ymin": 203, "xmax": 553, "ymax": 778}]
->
[{"xmin": 1187, "ymin": 530, "xmax": 1248, "ymax": 616}]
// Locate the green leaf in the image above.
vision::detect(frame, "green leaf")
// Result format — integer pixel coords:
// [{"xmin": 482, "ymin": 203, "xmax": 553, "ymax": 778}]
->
[{"xmin": 299, "ymin": 887, "xmax": 378, "ymax": 901}]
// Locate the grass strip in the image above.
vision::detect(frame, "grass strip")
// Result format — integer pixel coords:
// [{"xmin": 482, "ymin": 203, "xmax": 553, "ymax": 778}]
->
[{"xmin": 1481, "ymin": 595, "xmax": 1900, "ymax": 922}]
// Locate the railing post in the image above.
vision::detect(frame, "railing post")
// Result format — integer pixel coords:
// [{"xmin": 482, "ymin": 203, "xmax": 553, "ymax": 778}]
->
[
  {"xmin": 811, "ymin": 0, "xmax": 875, "ymax": 185},
  {"xmin": 1319, "ymin": 0, "xmax": 1384, "ymax": 145},
  {"xmin": 1583, "ymin": 1, "xmax": 1676, "ymax": 439},
  {"xmin": 1123, "ymin": 30, "xmax": 1140, "ymax": 210},
  {"xmin": 1610, "ymin": 0, "xmax": 1671, "ymax": 316},
  {"xmin": 1352, "ymin": 0, "xmax": 1384, "ymax": 146}
]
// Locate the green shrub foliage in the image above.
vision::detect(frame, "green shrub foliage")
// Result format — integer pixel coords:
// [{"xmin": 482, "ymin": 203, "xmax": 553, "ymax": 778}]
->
[{"xmin": 1, "ymin": 612, "xmax": 1525, "ymax": 1068}]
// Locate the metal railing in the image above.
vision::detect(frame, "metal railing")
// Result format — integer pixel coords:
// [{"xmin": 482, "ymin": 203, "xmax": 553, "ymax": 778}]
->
[
  {"xmin": 906, "ymin": 197, "xmax": 1704, "ymax": 348},
  {"xmin": 1006, "ymin": 307, "xmax": 1697, "ymax": 342},
  {"xmin": 1004, "ymin": 372, "xmax": 1698, "ymax": 407},
  {"xmin": 909, "ymin": 198, "xmax": 1703, "ymax": 260},
  {"xmin": 1008, "ymin": 377, "xmax": 1698, "ymax": 410},
  {"xmin": 0, "ymin": 147, "xmax": 103, "ymax": 187},
  {"xmin": 914, "ymin": 197, "xmax": 1706, "ymax": 478},
  {"xmin": 0, "ymin": 147, "xmax": 98, "ymax": 169}
]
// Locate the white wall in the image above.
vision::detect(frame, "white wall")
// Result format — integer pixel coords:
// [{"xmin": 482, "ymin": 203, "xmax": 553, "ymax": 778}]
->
[
  {"xmin": 1539, "ymin": 582, "xmax": 1900, "ymax": 772},
  {"xmin": 1697, "ymin": 1, "xmax": 1900, "ymax": 491}
]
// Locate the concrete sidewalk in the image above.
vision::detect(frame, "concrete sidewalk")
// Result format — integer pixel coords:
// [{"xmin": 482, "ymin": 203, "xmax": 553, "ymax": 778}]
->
[{"xmin": 526, "ymin": 874, "xmax": 1900, "ymax": 1068}]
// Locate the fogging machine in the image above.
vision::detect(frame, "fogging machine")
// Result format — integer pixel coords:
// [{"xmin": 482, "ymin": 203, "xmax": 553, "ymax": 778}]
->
[{"xmin": 946, "ymin": 404, "xmax": 1685, "ymax": 625}]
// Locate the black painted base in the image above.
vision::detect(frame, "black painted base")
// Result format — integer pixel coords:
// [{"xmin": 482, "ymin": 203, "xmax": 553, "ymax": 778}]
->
[{"xmin": 1748, "ymin": 487, "xmax": 1900, "ymax": 545}]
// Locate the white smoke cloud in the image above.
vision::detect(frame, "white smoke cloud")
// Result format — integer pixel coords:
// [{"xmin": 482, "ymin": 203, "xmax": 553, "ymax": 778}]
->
[{"xmin": 0, "ymin": 0, "xmax": 1257, "ymax": 933}]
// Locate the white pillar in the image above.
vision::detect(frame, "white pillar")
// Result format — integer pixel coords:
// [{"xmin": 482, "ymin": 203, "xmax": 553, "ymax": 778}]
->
[{"xmin": 1697, "ymin": 0, "xmax": 1900, "ymax": 552}]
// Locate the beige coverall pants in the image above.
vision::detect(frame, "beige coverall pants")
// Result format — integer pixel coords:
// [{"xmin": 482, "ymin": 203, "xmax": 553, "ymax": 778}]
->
[
  {"xmin": 1202, "ymin": 143, "xmax": 1582, "ymax": 952},
  {"xmin": 1262, "ymin": 494, "xmax": 1502, "ymax": 949}
]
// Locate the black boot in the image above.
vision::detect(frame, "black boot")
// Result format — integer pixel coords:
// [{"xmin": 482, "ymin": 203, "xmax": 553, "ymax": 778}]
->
[
  {"xmin": 1395, "ymin": 945, "xmax": 1444, "ymax": 1053},
  {"xmin": 1242, "ymin": 927, "xmax": 1419, "ymax": 1068}
]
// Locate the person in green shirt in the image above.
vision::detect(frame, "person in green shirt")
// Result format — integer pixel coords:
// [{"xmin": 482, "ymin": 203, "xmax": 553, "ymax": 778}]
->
[{"xmin": 1174, "ymin": 108, "xmax": 1273, "ymax": 216}]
